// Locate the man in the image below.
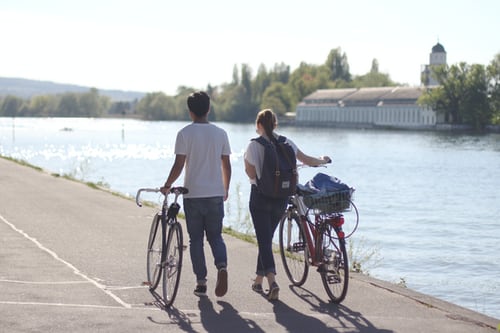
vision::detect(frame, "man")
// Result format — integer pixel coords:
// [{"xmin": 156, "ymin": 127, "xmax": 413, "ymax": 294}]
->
[{"xmin": 161, "ymin": 91, "xmax": 231, "ymax": 297}]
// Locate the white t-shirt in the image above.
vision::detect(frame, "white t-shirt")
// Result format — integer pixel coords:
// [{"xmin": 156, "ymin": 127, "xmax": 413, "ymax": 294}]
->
[
  {"xmin": 244, "ymin": 133, "xmax": 298, "ymax": 185},
  {"xmin": 175, "ymin": 123, "xmax": 231, "ymax": 198}
]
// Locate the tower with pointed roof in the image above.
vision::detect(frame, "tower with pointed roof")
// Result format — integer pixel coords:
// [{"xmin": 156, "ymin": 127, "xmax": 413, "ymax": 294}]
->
[{"xmin": 421, "ymin": 42, "xmax": 447, "ymax": 86}]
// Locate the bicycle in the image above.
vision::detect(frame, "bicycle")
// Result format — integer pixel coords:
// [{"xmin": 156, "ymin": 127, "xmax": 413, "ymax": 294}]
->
[
  {"xmin": 278, "ymin": 170, "xmax": 358, "ymax": 303},
  {"xmin": 136, "ymin": 186, "xmax": 188, "ymax": 307}
]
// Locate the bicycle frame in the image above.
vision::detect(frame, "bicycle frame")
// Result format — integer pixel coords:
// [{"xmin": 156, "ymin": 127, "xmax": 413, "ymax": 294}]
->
[
  {"xmin": 136, "ymin": 186, "xmax": 187, "ymax": 307},
  {"xmin": 287, "ymin": 193, "xmax": 345, "ymax": 267}
]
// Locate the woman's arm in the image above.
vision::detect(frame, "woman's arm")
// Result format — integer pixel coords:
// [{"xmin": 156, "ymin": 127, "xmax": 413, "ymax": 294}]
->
[
  {"xmin": 244, "ymin": 159, "xmax": 257, "ymax": 180},
  {"xmin": 296, "ymin": 149, "xmax": 331, "ymax": 166}
]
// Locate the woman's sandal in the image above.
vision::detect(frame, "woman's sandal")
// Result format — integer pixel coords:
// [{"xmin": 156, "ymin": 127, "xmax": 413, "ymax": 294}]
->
[{"xmin": 251, "ymin": 283, "xmax": 263, "ymax": 293}]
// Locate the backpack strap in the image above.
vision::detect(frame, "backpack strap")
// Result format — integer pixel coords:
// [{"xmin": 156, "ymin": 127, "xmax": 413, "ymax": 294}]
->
[
  {"xmin": 252, "ymin": 135, "xmax": 285, "ymax": 145},
  {"xmin": 276, "ymin": 135, "xmax": 286, "ymax": 143},
  {"xmin": 252, "ymin": 136, "xmax": 269, "ymax": 146}
]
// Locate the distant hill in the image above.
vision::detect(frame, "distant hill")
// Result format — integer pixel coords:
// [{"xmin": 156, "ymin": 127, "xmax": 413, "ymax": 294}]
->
[{"xmin": 0, "ymin": 77, "xmax": 146, "ymax": 102}]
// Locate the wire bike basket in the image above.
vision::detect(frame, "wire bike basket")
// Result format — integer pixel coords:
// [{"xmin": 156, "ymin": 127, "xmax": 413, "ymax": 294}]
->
[{"xmin": 303, "ymin": 189, "xmax": 353, "ymax": 214}]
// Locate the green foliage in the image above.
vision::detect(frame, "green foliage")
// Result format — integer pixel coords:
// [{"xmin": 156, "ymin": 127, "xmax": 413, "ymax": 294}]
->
[
  {"xmin": 325, "ymin": 47, "xmax": 351, "ymax": 82},
  {"xmin": 1, "ymin": 88, "xmax": 113, "ymax": 117},
  {"xmin": 261, "ymin": 82, "xmax": 292, "ymax": 116},
  {"xmin": 0, "ymin": 95, "xmax": 25, "ymax": 116},
  {"xmin": 287, "ymin": 62, "xmax": 331, "ymax": 103},
  {"xmin": 352, "ymin": 71, "xmax": 396, "ymax": 88},
  {"xmin": 487, "ymin": 53, "xmax": 500, "ymax": 124},
  {"xmin": 419, "ymin": 59, "xmax": 499, "ymax": 130},
  {"xmin": 397, "ymin": 277, "xmax": 407, "ymax": 288},
  {"xmin": 135, "ymin": 91, "xmax": 177, "ymax": 120},
  {"xmin": 348, "ymin": 236, "xmax": 382, "ymax": 274},
  {"xmin": 8, "ymin": 47, "xmax": 497, "ymax": 128}
]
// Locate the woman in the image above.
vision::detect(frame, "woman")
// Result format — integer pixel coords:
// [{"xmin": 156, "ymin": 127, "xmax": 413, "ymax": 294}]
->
[{"xmin": 244, "ymin": 109, "xmax": 331, "ymax": 300}]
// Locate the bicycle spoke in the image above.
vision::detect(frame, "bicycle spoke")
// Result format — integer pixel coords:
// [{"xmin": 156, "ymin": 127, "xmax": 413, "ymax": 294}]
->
[
  {"xmin": 147, "ymin": 214, "xmax": 163, "ymax": 290},
  {"xmin": 162, "ymin": 222, "xmax": 183, "ymax": 307},
  {"xmin": 317, "ymin": 224, "xmax": 349, "ymax": 303},
  {"xmin": 279, "ymin": 213, "xmax": 308, "ymax": 286}
]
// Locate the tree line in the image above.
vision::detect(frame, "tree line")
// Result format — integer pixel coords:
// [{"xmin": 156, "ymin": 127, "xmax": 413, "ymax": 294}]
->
[
  {"xmin": 1, "ymin": 48, "xmax": 499, "ymax": 130},
  {"xmin": 0, "ymin": 48, "xmax": 395, "ymax": 121}
]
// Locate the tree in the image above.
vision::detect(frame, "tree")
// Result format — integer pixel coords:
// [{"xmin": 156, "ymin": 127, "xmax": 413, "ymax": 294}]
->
[
  {"xmin": 135, "ymin": 92, "xmax": 176, "ymax": 120},
  {"xmin": 29, "ymin": 95, "xmax": 58, "ymax": 116},
  {"xmin": 461, "ymin": 64, "xmax": 491, "ymax": 129},
  {"xmin": 232, "ymin": 64, "xmax": 239, "ymax": 85},
  {"xmin": 370, "ymin": 59, "xmax": 379, "ymax": 73},
  {"xmin": 287, "ymin": 62, "xmax": 330, "ymax": 106},
  {"xmin": 487, "ymin": 53, "xmax": 500, "ymax": 124},
  {"xmin": 57, "ymin": 93, "xmax": 80, "ymax": 117},
  {"xmin": 252, "ymin": 64, "xmax": 271, "ymax": 107},
  {"xmin": 0, "ymin": 95, "xmax": 25, "ymax": 116},
  {"xmin": 261, "ymin": 82, "xmax": 292, "ymax": 116},
  {"xmin": 79, "ymin": 88, "xmax": 110, "ymax": 117},
  {"xmin": 420, "ymin": 62, "xmax": 493, "ymax": 129},
  {"xmin": 325, "ymin": 47, "xmax": 351, "ymax": 82},
  {"xmin": 270, "ymin": 62, "xmax": 290, "ymax": 84}
]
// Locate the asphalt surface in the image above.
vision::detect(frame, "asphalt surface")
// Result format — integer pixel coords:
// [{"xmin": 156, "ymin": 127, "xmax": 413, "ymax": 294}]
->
[{"xmin": 1, "ymin": 157, "xmax": 498, "ymax": 333}]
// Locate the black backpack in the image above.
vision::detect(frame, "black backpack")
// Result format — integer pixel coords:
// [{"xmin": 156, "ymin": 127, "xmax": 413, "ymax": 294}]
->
[{"xmin": 252, "ymin": 135, "xmax": 297, "ymax": 198}]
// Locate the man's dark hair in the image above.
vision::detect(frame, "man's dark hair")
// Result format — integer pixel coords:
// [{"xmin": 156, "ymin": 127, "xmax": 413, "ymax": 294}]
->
[{"xmin": 187, "ymin": 91, "xmax": 210, "ymax": 117}]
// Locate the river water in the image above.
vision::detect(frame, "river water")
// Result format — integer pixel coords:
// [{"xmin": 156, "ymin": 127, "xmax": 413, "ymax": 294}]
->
[{"xmin": 1, "ymin": 117, "xmax": 499, "ymax": 319}]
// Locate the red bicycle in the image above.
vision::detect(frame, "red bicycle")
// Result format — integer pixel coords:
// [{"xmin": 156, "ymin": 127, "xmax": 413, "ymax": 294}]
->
[{"xmin": 279, "ymin": 173, "xmax": 358, "ymax": 303}]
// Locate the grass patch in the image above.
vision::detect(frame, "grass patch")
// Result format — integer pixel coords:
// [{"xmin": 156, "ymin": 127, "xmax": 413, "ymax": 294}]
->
[
  {"xmin": 1, "ymin": 155, "xmax": 43, "ymax": 171},
  {"xmin": 223, "ymin": 226, "xmax": 257, "ymax": 244}
]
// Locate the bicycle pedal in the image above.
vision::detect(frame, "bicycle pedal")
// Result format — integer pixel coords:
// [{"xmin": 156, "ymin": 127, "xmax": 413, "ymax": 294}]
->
[{"xmin": 142, "ymin": 281, "xmax": 152, "ymax": 286}]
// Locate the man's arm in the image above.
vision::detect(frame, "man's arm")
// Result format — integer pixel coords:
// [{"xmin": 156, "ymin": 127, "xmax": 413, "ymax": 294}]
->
[
  {"xmin": 221, "ymin": 154, "xmax": 231, "ymax": 201},
  {"xmin": 160, "ymin": 154, "xmax": 186, "ymax": 194}
]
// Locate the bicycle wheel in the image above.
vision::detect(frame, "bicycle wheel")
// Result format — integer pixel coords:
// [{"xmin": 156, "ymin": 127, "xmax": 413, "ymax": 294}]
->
[
  {"xmin": 279, "ymin": 212, "xmax": 309, "ymax": 286},
  {"xmin": 317, "ymin": 223, "xmax": 349, "ymax": 303},
  {"xmin": 147, "ymin": 213, "xmax": 163, "ymax": 290},
  {"xmin": 162, "ymin": 221, "xmax": 183, "ymax": 307}
]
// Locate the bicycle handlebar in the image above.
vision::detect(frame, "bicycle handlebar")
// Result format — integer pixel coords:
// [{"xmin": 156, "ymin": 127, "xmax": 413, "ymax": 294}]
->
[{"xmin": 135, "ymin": 187, "xmax": 189, "ymax": 207}]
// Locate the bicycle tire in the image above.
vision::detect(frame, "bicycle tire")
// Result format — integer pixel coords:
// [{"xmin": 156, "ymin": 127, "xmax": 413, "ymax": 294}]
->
[
  {"xmin": 279, "ymin": 212, "xmax": 309, "ymax": 286},
  {"xmin": 316, "ymin": 224, "xmax": 349, "ymax": 303},
  {"xmin": 162, "ymin": 221, "xmax": 183, "ymax": 307},
  {"xmin": 146, "ymin": 213, "xmax": 163, "ymax": 290}
]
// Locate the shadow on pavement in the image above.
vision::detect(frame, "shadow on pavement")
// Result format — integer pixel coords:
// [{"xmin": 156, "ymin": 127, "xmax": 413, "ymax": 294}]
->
[
  {"xmin": 287, "ymin": 285, "xmax": 395, "ymax": 333},
  {"xmin": 143, "ymin": 289, "xmax": 197, "ymax": 332},
  {"xmin": 198, "ymin": 297, "xmax": 265, "ymax": 333}
]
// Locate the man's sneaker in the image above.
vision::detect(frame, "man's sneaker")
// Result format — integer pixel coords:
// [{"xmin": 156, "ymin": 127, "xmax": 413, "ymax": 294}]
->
[
  {"xmin": 215, "ymin": 268, "xmax": 228, "ymax": 297},
  {"xmin": 267, "ymin": 282, "xmax": 279, "ymax": 301},
  {"xmin": 193, "ymin": 285, "xmax": 207, "ymax": 297}
]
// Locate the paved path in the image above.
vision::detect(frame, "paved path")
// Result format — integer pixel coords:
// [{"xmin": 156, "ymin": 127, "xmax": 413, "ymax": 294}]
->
[{"xmin": 0, "ymin": 157, "xmax": 498, "ymax": 332}]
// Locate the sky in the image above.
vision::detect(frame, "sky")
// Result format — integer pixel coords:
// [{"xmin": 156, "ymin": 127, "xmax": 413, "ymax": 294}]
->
[{"xmin": 1, "ymin": 0, "xmax": 499, "ymax": 95}]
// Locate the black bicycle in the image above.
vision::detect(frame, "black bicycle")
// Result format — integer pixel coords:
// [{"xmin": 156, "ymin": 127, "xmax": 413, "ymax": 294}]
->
[{"xmin": 136, "ymin": 186, "xmax": 188, "ymax": 307}]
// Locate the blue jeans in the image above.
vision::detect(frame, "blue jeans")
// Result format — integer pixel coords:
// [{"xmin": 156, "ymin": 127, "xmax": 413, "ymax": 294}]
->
[
  {"xmin": 183, "ymin": 197, "xmax": 227, "ymax": 284},
  {"xmin": 249, "ymin": 186, "xmax": 288, "ymax": 276}
]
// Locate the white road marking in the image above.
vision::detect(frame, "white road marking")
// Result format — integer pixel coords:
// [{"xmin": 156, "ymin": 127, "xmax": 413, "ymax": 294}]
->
[
  {"xmin": 0, "ymin": 279, "xmax": 90, "ymax": 284},
  {"xmin": 0, "ymin": 300, "xmax": 161, "ymax": 311},
  {"xmin": 0, "ymin": 214, "xmax": 131, "ymax": 309}
]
